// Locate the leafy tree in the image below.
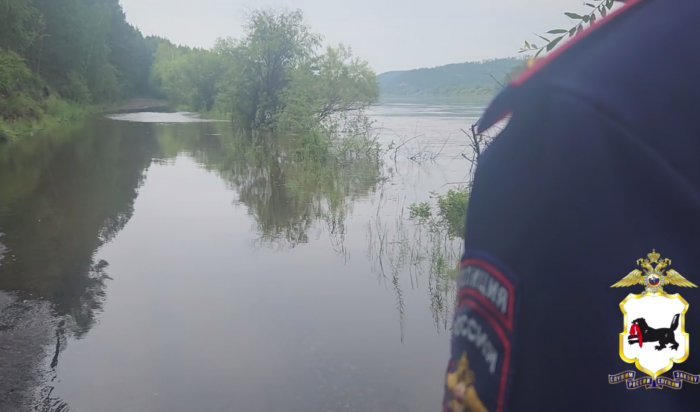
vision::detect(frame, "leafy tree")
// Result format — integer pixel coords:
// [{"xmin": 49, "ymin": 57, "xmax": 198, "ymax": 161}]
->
[
  {"xmin": 214, "ymin": 8, "xmax": 322, "ymax": 129},
  {"xmin": 0, "ymin": 0, "xmax": 43, "ymax": 53},
  {"xmin": 277, "ymin": 44, "xmax": 379, "ymax": 133},
  {"xmin": 150, "ymin": 42, "xmax": 224, "ymax": 110},
  {"xmin": 0, "ymin": 49, "xmax": 42, "ymax": 120},
  {"xmin": 106, "ymin": 9, "xmax": 152, "ymax": 96}
]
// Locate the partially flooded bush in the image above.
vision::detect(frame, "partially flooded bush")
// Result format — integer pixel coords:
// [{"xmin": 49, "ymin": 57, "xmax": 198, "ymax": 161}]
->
[
  {"xmin": 435, "ymin": 187, "xmax": 469, "ymax": 238},
  {"xmin": 409, "ymin": 187, "xmax": 469, "ymax": 239},
  {"xmin": 295, "ymin": 131, "xmax": 333, "ymax": 163},
  {"xmin": 408, "ymin": 201, "xmax": 432, "ymax": 221},
  {"xmin": 368, "ymin": 198, "xmax": 464, "ymax": 334}
]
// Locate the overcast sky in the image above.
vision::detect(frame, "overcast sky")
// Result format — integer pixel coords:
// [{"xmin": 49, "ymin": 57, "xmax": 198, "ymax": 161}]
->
[{"xmin": 120, "ymin": 0, "xmax": 601, "ymax": 73}]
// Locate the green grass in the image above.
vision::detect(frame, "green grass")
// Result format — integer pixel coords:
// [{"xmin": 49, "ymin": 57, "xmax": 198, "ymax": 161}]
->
[
  {"xmin": 0, "ymin": 97, "xmax": 95, "ymax": 141},
  {"xmin": 0, "ymin": 96, "xmax": 135, "ymax": 141}
]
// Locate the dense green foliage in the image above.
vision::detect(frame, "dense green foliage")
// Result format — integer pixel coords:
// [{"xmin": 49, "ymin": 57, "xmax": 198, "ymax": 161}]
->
[
  {"xmin": 1, "ymin": 5, "xmax": 378, "ymax": 140},
  {"xmin": 409, "ymin": 188, "xmax": 469, "ymax": 240},
  {"xmin": 148, "ymin": 42, "xmax": 221, "ymax": 111},
  {"xmin": 149, "ymin": 8, "xmax": 379, "ymax": 134},
  {"xmin": 377, "ymin": 57, "xmax": 527, "ymax": 96},
  {"xmin": 0, "ymin": 0, "xmax": 153, "ymax": 136}
]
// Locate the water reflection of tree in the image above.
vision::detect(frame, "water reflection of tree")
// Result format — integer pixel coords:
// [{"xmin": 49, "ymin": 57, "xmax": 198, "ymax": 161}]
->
[
  {"xmin": 153, "ymin": 123, "xmax": 382, "ymax": 251},
  {"xmin": 153, "ymin": 122, "xmax": 459, "ymax": 338},
  {"xmin": 0, "ymin": 119, "xmax": 158, "ymax": 335},
  {"xmin": 365, "ymin": 184, "xmax": 461, "ymax": 338},
  {"xmin": 0, "ymin": 119, "xmax": 159, "ymax": 410}
]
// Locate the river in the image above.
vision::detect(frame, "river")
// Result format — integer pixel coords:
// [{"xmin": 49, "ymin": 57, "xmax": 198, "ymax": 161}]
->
[{"xmin": 0, "ymin": 98, "xmax": 488, "ymax": 412}]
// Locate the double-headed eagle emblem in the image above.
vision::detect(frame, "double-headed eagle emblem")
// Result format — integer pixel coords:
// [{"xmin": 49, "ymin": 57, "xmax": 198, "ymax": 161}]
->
[
  {"xmin": 446, "ymin": 353, "xmax": 487, "ymax": 412},
  {"xmin": 611, "ymin": 249, "xmax": 697, "ymax": 294}
]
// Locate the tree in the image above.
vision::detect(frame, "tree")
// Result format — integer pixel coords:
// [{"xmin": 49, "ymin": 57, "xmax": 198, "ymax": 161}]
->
[
  {"xmin": 0, "ymin": 0, "xmax": 43, "ymax": 54},
  {"xmin": 278, "ymin": 44, "xmax": 379, "ymax": 134},
  {"xmin": 149, "ymin": 40, "xmax": 225, "ymax": 111},
  {"xmin": 106, "ymin": 10, "xmax": 152, "ymax": 96},
  {"xmin": 214, "ymin": 8, "xmax": 322, "ymax": 129}
]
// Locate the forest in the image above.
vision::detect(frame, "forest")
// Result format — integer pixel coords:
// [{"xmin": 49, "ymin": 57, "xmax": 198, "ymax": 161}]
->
[
  {"xmin": 0, "ymin": 0, "xmax": 154, "ymax": 134},
  {"xmin": 0, "ymin": 2, "xmax": 379, "ymax": 140}
]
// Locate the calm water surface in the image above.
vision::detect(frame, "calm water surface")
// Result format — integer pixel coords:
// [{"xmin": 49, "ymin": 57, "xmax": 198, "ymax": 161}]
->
[{"xmin": 0, "ymin": 99, "xmax": 486, "ymax": 412}]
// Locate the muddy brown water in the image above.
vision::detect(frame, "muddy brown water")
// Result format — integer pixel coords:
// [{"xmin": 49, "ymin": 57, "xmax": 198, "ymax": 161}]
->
[{"xmin": 0, "ymin": 98, "xmax": 488, "ymax": 412}]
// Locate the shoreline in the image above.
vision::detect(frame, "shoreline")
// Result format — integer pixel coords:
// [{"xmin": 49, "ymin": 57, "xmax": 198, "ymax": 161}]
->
[
  {"xmin": 0, "ymin": 98, "xmax": 169, "ymax": 142},
  {"xmin": 106, "ymin": 98, "xmax": 169, "ymax": 114}
]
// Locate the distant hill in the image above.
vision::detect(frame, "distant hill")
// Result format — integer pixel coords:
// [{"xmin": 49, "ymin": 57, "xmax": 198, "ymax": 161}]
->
[{"xmin": 377, "ymin": 57, "xmax": 527, "ymax": 97}]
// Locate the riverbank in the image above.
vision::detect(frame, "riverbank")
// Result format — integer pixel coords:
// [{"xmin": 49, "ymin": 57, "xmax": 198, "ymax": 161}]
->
[
  {"xmin": 0, "ymin": 97, "xmax": 89, "ymax": 142},
  {"xmin": 0, "ymin": 291, "xmax": 61, "ymax": 412},
  {"xmin": 0, "ymin": 98, "xmax": 169, "ymax": 143}
]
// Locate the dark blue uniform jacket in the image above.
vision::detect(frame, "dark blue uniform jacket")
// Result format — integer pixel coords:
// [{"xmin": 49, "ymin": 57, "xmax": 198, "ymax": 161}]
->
[{"xmin": 444, "ymin": 0, "xmax": 700, "ymax": 410}]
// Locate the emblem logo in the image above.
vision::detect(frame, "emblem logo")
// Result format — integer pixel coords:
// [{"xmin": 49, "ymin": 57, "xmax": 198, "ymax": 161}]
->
[
  {"xmin": 608, "ymin": 250, "xmax": 700, "ymax": 389},
  {"xmin": 446, "ymin": 352, "xmax": 488, "ymax": 412}
]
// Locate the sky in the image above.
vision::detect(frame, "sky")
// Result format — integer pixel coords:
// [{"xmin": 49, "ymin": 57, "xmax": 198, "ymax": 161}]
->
[{"xmin": 119, "ymin": 0, "xmax": 603, "ymax": 73}]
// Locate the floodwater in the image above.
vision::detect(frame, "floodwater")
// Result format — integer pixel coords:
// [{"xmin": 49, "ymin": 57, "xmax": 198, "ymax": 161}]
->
[{"xmin": 0, "ymin": 98, "xmax": 488, "ymax": 412}]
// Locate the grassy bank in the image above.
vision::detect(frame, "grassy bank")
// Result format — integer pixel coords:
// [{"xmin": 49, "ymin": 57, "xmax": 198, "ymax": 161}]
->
[
  {"xmin": 0, "ymin": 96, "xmax": 155, "ymax": 142},
  {"xmin": 0, "ymin": 97, "xmax": 98, "ymax": 141},
  {"xmin": 0, "ymin": 48, "xmax": 130, "ymax": 142}
]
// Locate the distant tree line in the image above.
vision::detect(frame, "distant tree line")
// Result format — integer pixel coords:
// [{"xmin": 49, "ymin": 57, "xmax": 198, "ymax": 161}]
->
[{"xmin": 377, "ymin": 57, "xmax": 528, "ymax": 97}]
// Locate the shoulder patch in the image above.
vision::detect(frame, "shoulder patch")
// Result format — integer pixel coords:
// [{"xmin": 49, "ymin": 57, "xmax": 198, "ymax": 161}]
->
[{"xmin": 444, "ymin": 249, "xmax": 519, "ymax": 412}]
